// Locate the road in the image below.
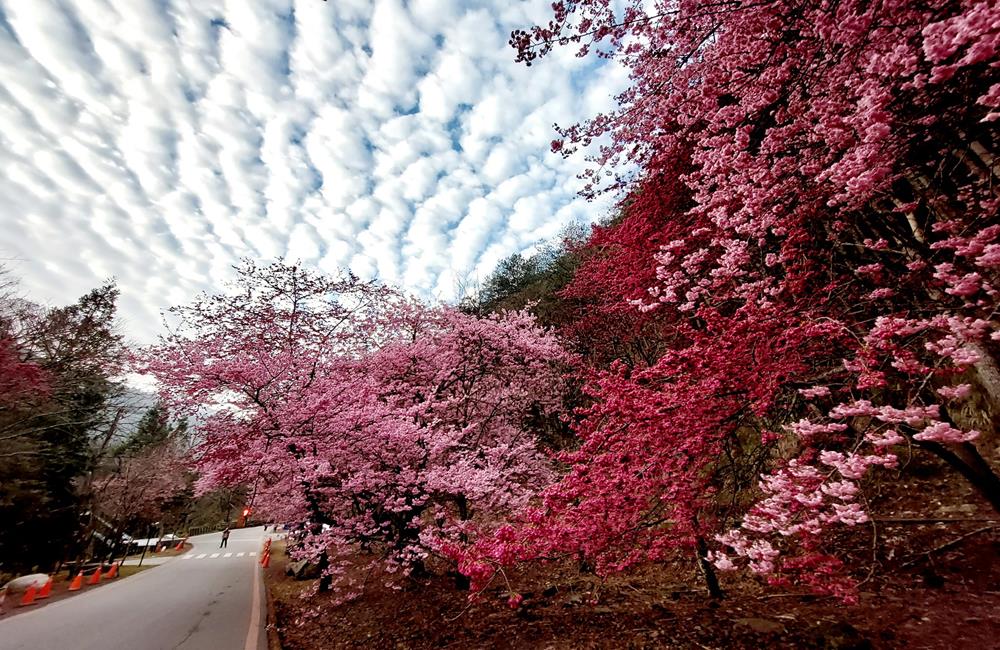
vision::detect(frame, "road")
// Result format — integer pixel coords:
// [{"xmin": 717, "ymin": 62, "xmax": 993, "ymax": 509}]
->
[{"xmin": 0, "ymin": 527, "xmax": 268, "ymax": 650}]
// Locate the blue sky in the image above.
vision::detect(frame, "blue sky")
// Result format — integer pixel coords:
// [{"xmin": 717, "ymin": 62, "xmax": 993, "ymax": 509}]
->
[{"xmin": 0, "ymin": 0, "xmax": 627, "ymax": 341}]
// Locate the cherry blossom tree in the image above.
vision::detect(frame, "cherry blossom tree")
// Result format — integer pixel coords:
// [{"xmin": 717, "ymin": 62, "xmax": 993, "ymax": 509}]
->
[
  {"xmin": 139, "ymin": 262, "xmax": 574, "ymax": 599},
  {"xmin": 91, "ymin": 435, "xmax": 190, "ymax": 557}
]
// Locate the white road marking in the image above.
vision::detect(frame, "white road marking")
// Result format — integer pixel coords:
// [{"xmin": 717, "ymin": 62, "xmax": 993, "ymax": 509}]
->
[
  {"xmin": 182, "ymin": 555, "xmax": 194, "ymax": 560},
  {"xmin": 224, "ymin": 553, "xmax": 233, "ymax": 557},
  {"xmin": 245, "ymin": 554, "xmax": 263, "ymax": 650},
  {"xmin": 196, "ymin": 554, "xmax": 207, "ymax": 559},
  {"xmin": 237, "ymin": 552, "xmax": 245, "ymax": 557},
  {"xmin": 210, "ymin": 553, "xmax": 220, "ymax": 558},
  {"xmin": 249, "ymin": 551, "xmax": 257, "ymax": 557}
]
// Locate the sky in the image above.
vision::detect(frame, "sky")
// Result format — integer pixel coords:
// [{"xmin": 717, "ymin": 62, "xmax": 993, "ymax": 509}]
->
[{"xmin": 0, "ymin": 0, "xmax": 628, "ymax": 342}]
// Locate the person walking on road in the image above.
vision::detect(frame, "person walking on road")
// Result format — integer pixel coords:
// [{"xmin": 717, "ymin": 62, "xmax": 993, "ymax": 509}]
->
[{"xmin": 220, "ymin": 527, "xmax": 231, "ymax": 548}]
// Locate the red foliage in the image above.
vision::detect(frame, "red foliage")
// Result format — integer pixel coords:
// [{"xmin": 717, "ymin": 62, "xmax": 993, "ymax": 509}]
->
[
  {"xmin": 0, "ymin": 336, "xmax": 48, "ymax": 408},
  {"xmin": 558, "ymin": 167, "xmax": 692, "ymax": 363},
  {"xmin": 477, "ymin": 0, "xmax": 1000, "ymax": 599}
]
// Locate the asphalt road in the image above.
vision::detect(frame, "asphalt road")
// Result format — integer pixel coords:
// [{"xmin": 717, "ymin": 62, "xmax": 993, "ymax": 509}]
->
[{"xmin": 0, "ymin": 526, "xmax": 268, "ymax": 650}]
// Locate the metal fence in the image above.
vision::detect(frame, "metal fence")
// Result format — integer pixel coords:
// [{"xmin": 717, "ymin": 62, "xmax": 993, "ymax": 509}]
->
[{"xmin": 184, "ymin": 523, "xmax": 223, "ymax": 537}]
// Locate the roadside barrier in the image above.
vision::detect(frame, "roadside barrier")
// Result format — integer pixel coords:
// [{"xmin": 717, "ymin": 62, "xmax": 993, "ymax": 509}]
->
[
  {"xmin": 67, "ymin": 573, "xmax": 83, "ymax": 591},
  {"xmin": 19, "ymin": 584, "xmax": 37, "ymax": 607},
  {"xmin": 35, "ymin": 577, "xmax": 53, "ymax": 599}
]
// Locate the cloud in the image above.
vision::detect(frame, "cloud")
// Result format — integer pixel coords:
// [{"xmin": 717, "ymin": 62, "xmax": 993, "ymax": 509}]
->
[{"xmin": 0, "ymin": 0, "xmax": 627, "ymax": 342}]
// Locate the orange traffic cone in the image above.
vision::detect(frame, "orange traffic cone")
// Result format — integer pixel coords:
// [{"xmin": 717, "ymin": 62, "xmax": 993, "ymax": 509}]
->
[
  {"xmin": 19, "ymin": 584, "xmax": 37, "ymax": 606},
  {"xmin": 68, "ymin": 572, "xmax": 83, "ymax": 591},
  {"xmin": 35, "ymin": 577, "xmax": 53, "ymax": 599},
  {"xmin": 260, "ymin": 552, "xmax": 270, "ymax": 568},
  {"xmin": 87, "ymin": 567, "xmax": 102, "ymax": 585},
  {"xmin": 174, "ymin": 538, "xmax": 186, "ymax": 551},
  {"xmin": 103, "ymin": 562, "xmax": 118, "ymax": 579}
]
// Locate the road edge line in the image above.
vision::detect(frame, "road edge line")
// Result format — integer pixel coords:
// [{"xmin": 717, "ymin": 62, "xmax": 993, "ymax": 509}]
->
[{"xmin": 245, "ymin": 553, "xmax": 263, "ymax": 650}]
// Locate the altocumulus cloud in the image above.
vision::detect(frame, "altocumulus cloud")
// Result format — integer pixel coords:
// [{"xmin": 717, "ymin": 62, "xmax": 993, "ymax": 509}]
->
[{"xmin": 0, "ymin": 0, "xmax": 627, "ymax": 341}]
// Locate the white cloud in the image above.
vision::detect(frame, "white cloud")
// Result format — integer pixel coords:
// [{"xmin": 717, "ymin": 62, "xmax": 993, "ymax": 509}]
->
[{"xmin": 0, "ymin": 0, "xmax": 627, "ymax": 342}]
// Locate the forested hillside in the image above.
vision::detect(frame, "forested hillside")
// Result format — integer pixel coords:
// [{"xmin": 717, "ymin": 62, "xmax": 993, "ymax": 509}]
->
[{"xmin": 0, "ymin": 269, "xmax": 246, "ymax": 580}]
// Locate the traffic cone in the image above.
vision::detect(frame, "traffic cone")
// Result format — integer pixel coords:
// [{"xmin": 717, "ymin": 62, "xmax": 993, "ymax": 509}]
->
[
  {"xmin": 103, "ymin": 562, "xmax": 118, "ymax": 579},
  {"xmin": 19, "ymin": 584, "xmax": 37, "ymax": 606},
  {"xmin": 87, "ymin": 567, "xmax": 102, "ymax": 585},
  {"xmin": 68, "ymin": 572, "xmax": 83, "ymax": 591},
  {"xmin": 35, "ymin": 577, "xmax": 53, "ymax": 599},
  {"xmin": 175, "ymin": 538, "xmax": 187, "ymax": 551},
  {"xmin": 260, "ymin": 552, "xmax": 270, "ymax": 568}
]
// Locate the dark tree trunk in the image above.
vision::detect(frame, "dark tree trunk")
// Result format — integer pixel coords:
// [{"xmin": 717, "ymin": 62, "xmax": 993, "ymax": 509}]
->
[
  {"xmin": 917, "ymin": 440, "xmax": 1000, "ymax": 514},
  {"xmin": 317, "ymin": 551, "xmax": 332, "ymax": 592},
  {"xmin": 453, "ymin": 571, "xmax": 471, "ymax": 590},
  {"xmin": 695, "ymin": 535, "xmax": 724, "ymax": 599}
]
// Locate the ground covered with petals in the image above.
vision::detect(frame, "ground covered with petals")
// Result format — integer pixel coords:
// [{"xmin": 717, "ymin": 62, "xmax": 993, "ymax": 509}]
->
[
  {"xmin": 268, "ymin": 534, "xmax": 1000, "ymax": 649},
  {"xmin": 266, "ymin": 455, "xmax": 1000, "ymax": 649}
]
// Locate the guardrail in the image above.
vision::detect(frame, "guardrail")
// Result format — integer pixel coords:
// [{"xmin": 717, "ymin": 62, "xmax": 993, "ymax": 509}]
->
[{"xmin": 183, "ymin": 523, "xmax": 232, "ymax": 537}]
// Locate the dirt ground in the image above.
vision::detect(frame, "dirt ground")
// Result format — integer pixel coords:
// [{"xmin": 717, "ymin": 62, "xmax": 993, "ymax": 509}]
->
[
  {"xmin": 0, "ymin": 563, "xmax": 154, "ymax": 617},
  {"xmin": 264, "ymin": 453, "xmax": 1000, "ymax": 649},
  {"xmin": 265, "ymin": 533, "xmax": 999, "ymax": 649}
]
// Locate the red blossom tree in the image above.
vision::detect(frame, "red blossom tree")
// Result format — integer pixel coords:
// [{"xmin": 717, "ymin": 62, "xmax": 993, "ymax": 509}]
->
[
  {"xmin": 484, "ymin": 0, "xmax": 1000, "ymax": 599},
  {"xmin": 0, "ymin": 337, "xmax": 48, "ymax": 409},
  {"xmin": 0, "ymin": 268, "xmax": 48, "ymax": 408}
]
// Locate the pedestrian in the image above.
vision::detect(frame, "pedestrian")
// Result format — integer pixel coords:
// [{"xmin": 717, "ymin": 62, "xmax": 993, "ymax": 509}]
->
[{"xmin": 220, "ymin": 527, "xmax": 231, "ymax": 549}]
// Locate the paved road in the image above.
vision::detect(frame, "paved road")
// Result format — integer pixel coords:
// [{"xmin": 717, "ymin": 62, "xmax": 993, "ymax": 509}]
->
[{"xmin": 0, "ymin": 527, "xmax": 267, "ymax": 650}]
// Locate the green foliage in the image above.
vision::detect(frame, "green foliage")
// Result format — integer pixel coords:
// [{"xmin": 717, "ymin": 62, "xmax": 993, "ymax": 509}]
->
[
  {"xmin": 115, "ymin": 404, "xmax": 188, "ymax": 458},
  {"xmin": 0, "ymin": 280, "xmax": 132, "ymax": 574},
  {"xmin": 460, "ymin": 224, "xmax": 587, "ymax": 327}
]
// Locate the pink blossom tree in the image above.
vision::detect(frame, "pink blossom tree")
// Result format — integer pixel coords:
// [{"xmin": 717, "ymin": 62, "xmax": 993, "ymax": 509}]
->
[{"xmin": 139, "ymin": 262, "xmax": 573, "ymax": 599}]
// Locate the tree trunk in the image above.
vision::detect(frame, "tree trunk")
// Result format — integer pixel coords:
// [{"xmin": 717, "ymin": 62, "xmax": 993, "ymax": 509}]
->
[
  {"xmin": 317, "ymin": 551, "xmax": 332, "ymax": 592},
  {"xmin": 695, "ymin": 535, "xmax": 724, "ymax": 599},
  {"xmin": 917, "ymin": 439, "xmax": 1000, "ymax": 514},
  {"xmin": 967, "ymin": 341, "xmax": 1000, "ymax": 420},
  {"xmin": 453, "ymin": 571, "xmax": 471, "ymax": 590}
]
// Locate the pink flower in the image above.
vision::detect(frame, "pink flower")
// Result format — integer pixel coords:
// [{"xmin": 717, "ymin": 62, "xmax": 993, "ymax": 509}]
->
[
  {"xmin": 798, "ymin": 386, "xmax": 832, "ymax": 399},
  {"xmin": 936, "ymin": 384, "xmax": 973, "ymax": 400},
  {"xmin": 913, "ymin": 422, "xmax": 980, "ymax": 444}
]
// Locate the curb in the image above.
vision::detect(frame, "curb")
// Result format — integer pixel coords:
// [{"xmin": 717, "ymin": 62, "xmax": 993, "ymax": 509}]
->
[{"xmin": 265, "ymin": 575, "xmax": 283, "ymax": 650}]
